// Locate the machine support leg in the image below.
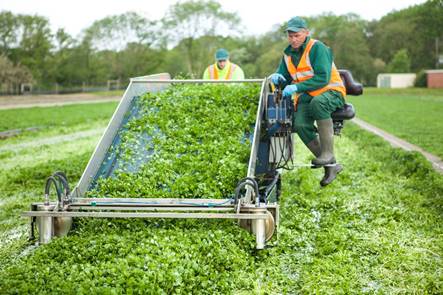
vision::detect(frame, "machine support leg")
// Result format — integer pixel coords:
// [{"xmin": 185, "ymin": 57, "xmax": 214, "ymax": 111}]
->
[
  {"xmin": 38, "ymin": 216, "xmax": 53, "ymax": 244},
  {"xmin": 37, "ymin": 205, "xmax": 53, "ymax": 244},
  {"xmin": 255, "ymin": 218, "xmax": 266, "ymax": 249},
  {"xmin": 29, "ymin": 217, "xmax": 36, "ymax": 241},
  {"xmin": 28, "ymin": 204, "xmax": 36, "ymax": 241},
  {"xmin": 252, "ymin": 208, "xmax": 267, "ymax": 249}
]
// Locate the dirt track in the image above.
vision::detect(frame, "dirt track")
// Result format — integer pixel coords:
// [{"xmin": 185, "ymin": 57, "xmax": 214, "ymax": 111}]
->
[{"xmin": 0, "ymin": 93, "xmax": 120, "ymax": 110}]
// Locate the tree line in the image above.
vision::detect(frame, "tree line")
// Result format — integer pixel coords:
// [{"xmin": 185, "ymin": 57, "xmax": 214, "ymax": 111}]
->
[{"xmin": 0, "ymin": 0, "xmax": 442, "ymax": 93}]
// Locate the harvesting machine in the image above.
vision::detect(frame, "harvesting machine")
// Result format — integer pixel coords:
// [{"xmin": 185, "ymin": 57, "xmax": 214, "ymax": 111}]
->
[{"xmin": 22, "ymin": 71, "xmax": 362, "ymax": 249}]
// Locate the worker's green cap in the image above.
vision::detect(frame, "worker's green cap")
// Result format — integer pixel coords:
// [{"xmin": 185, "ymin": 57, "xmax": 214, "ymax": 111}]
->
[
  {"xmin": 215, "ymin": 48, "xmax": 229, "ymax": 60},
  {"xmin": 286, "ymin": 16, "xmax": 308, "ymax": 32}
]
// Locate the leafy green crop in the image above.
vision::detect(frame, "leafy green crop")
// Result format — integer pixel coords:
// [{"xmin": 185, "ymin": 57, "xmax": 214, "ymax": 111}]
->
[
  {"xmin": 1, "ymin": 87, "xmax": 442, "ymax": 294},
  {"xmin": 90, "ymin": 84, "xmax": 259, "ymax": 199},
  {"xmin": 1, "ymin": 219, "xmax": 258, "ymax": 294}
]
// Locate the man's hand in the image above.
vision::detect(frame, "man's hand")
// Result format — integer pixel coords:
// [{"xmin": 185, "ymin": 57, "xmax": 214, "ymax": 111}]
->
[
  {"xmin": 283, "ymin": 84, "xmax": 298, "ymax": 97},
  {"xmin": 270, "ymin": 73, "xmax": 286, "ymax": 85}
]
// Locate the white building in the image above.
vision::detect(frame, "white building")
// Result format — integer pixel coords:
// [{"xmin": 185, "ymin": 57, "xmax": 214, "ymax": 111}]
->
[{"xmin": 377, "ymin": 73, "xmax": 416, "ymax": 88}]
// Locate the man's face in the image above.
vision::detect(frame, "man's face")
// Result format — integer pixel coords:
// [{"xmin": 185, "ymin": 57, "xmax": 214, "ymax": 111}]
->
[
  {"xmin": 217, "ymin": 59, "xmax": 227, "ymax": 69},
  {"xmin": 287, "ymin": 30, "xmax": 309, "ymax": 49}
]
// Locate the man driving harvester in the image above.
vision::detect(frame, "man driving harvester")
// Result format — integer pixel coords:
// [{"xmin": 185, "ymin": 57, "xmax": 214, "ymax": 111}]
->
[{"xmin": 270, "ymin": 16, "xmax": 346, "ymax": 187}]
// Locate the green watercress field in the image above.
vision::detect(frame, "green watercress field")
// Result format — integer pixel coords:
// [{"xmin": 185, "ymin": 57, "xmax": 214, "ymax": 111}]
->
[
  {"xmin": 0, "ymin": 102, "xmax": 117, "ymax": 132},
  {"xmin": 0, "ymin": 86, "xmax": 441, "ymax": 293}
]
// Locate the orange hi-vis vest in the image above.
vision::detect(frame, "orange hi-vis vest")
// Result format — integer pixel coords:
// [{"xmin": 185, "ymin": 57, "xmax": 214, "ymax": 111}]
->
[
  {"xmin": 284, "ymin": 38, "xmax": 346, "ymax": 110},
  {"xmin": 208, "ymin": 62, "xmax": 237, "ymax": 80}
]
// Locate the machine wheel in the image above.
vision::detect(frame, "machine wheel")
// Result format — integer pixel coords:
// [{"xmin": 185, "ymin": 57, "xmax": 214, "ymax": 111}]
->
[{"xmin": 265, "ymin": 211, "xmax": 275, "ymax": 241}]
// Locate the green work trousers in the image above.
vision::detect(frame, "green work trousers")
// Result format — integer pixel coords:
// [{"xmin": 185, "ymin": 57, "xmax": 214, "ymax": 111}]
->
[{"xmin": 292, "ymin": 90, "xmax": 345, "ymax": 144}]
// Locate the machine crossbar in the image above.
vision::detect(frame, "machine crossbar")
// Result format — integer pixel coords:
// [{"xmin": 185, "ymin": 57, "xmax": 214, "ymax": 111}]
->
[{"xmin": 22, "ymin": 211, "xmax": 268, "ymax": 219}]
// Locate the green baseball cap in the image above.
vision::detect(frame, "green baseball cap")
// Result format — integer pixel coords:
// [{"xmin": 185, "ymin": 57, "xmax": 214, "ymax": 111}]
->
[
  {"xmin": 286, "ymin": 16, "xmax": 308, "ymax": 32},
  {"xmin": 215, "ymin": 48, "xmax": 229, "ymax": 60}
]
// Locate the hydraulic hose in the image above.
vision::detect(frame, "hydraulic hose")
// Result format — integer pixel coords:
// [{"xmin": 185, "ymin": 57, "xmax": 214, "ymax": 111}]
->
[
  {"xmin": 43, "ymin": 171, "xmax": 71, "ymax": 209},
  {"xmin": 234, "ymin": 177, "xmax": 260, "ymax": 208},
  {"xmin": 52, "ymin": 171, "xmax": 70, "ymax": 196},
  {"xmin": 44, "ymin": 176, "xmax": 62, "ymax": 206}
]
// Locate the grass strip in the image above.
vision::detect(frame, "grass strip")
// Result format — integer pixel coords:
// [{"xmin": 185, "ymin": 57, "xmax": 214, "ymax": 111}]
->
[
  {"xmin": 347, "ymin": 87, "xmax": 443, "ymax": 158},
  {"xmin": 0, "ymin": 101, "xmax": 117, "ymax": 133}
]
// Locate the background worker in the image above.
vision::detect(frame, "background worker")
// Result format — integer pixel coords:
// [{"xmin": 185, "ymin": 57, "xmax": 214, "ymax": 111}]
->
[
  {"xmin": 203, "ymin": 48, "xmax": 245, "ymax": 80},
  {"xmin": 270, "ymin": 16, "xmax": 346, "ymax": 187}
]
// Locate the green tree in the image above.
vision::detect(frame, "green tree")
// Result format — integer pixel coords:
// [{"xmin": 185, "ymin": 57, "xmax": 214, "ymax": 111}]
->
[
  {"xmin": 115, "ymin": 44, "xmax": 165, "ymax": 80},
  {"xmin": 0, "ymin": 12, "xmax": 53, "ymax": 85},
  {"xmin": 3, "ymin": 15, "xmax": 52, "ymax": 86},
  {"xmin": 369, "ymin": 16, "xmax": 415, "ymax": 68},
  {"xmin": 83, "ymin": 12, "xmax": 160, "ymax": 51},
  {"xmin": 227, "ymin": 29, "xmax": 287, "ymax": 78},
  {"xmin": 76, "ymin": 12, "xmax": 165, "ymax": 84},
  {"xmin": 162, "ymin": 0, "xmax": 241, "ymax": 76},
  {"xmin": 45, "ymin": 29, "xmax": 75, "ymax": 85},
  {"xmin": 54, "ymin": 28, "xmax": 74, "ymax": 51},
  {"xmin": 0, "ymin": 11, "xmax": 19, "ymax": 53},
  {"xmin": 386, "ymin": 49, "xmax": 411, "ymax": 73},
  {"xmin": 307, "ymin": 13, "xmax": 375, "ymax": 84},
  {"xmin": 59, "ymin": 39, "xmax": 95, "ymax": 85},
  {"xmin": 369, "ymin": 0, "xmax": 443, "ymax": 71}
]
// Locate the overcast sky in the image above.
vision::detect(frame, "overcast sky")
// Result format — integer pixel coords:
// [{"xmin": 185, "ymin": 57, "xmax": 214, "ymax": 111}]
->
[{"xmin": 1, "ymin": 0, "xmax": 427, "ymax": 37}]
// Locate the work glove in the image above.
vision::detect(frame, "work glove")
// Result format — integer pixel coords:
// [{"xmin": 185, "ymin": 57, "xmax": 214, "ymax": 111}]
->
[
  {"xmin": 270, "ymin": 73, "xmax": 286, "ymax": 85},
  {"xmin": 283, "ymin": 84, "xmax": 298, "ymax": 97}
]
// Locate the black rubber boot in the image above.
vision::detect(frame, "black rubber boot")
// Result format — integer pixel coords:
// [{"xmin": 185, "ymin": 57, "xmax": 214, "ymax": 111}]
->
[
  {"xmin": 320, "ymin": 163, "xmax": 343, "ymax": 187},
  {"xmin": 306, "ymin": 137, "xmax": 321, "ymax": 156},
  {"xmin": 312, "ymin": 118, "xmax": 335, "ymax": 166},
  {"xmin": 307, "ymin": 137, "xmax": 341, "ymax": 184},
  {"xmin": 306, "ymin": 137, "xmax": 322, "ymax": 169}
]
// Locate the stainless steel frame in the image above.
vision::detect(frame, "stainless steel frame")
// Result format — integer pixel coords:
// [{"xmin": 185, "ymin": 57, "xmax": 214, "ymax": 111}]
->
[{"xmin": 247, "ymin": 79, "xmax": 269, "ymax": 189}]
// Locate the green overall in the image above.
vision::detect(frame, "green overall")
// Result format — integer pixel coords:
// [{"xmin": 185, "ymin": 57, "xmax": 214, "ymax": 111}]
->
[{"xmin": 276, "ymin": 36, "xmax": 344, "ymax": 144}]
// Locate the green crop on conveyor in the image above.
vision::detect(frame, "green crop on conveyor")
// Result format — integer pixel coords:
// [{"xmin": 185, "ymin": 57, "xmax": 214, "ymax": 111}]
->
[{"xmin": 89, "ymin": 83, "xmax": 260, "ymax": 199}]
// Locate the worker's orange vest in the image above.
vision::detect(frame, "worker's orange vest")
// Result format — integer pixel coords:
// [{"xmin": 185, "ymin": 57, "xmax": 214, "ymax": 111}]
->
[
  {"xmin": 284, "ymin": 38, "xmax": 346, "ymax": 109},
  {"xmin": 208, "ymin": 62, "xmax": 237, "ymax": 80}
]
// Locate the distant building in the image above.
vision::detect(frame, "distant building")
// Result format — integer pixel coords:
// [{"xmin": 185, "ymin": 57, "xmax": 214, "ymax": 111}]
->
[
  {"xmin": 426, "ymin": 70, "xmax": 443, "ymax": 88},
  {"xmin": 377, "ymin": 73, "xmax": 416, "ymax": 88}
]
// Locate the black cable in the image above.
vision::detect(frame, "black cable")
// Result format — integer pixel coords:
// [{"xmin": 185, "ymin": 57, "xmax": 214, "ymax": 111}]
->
[
  {"xmin": 274, "ymin": 128, "xmax": 294, "ymax": 171},
  {"xmin": 283, "ymin": 129, "xmax": 294, "ymax": 170},
  {"xmin": 287, "ymin": 131, "xmax": 294, "ymax": 169},
  {"xmin": 279, "ymin": 131, "xmax": 286, "ymax": 167},
  {"xmin": 267, "ymin": 88, "xmax": 296, "ymax": 171}
]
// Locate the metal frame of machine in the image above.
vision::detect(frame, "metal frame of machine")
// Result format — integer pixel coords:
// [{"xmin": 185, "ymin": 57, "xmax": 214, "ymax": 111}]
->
[{"xmin": 22, "ymin": 73, "xmax": 284, "ymax": 249}]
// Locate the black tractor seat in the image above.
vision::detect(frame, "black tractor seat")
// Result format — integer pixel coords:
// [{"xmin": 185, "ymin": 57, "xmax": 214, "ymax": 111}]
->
[
  {"xmin": 330, "ymin": 70, "xmax": 363, "ymax": 135},
  {"xmin": 331, "ymin": 103, "xmax": 355, "ymax": 121},
  {"xmin": 338, "ymin": 69, "xmax": 363, "ymax": 96}
]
